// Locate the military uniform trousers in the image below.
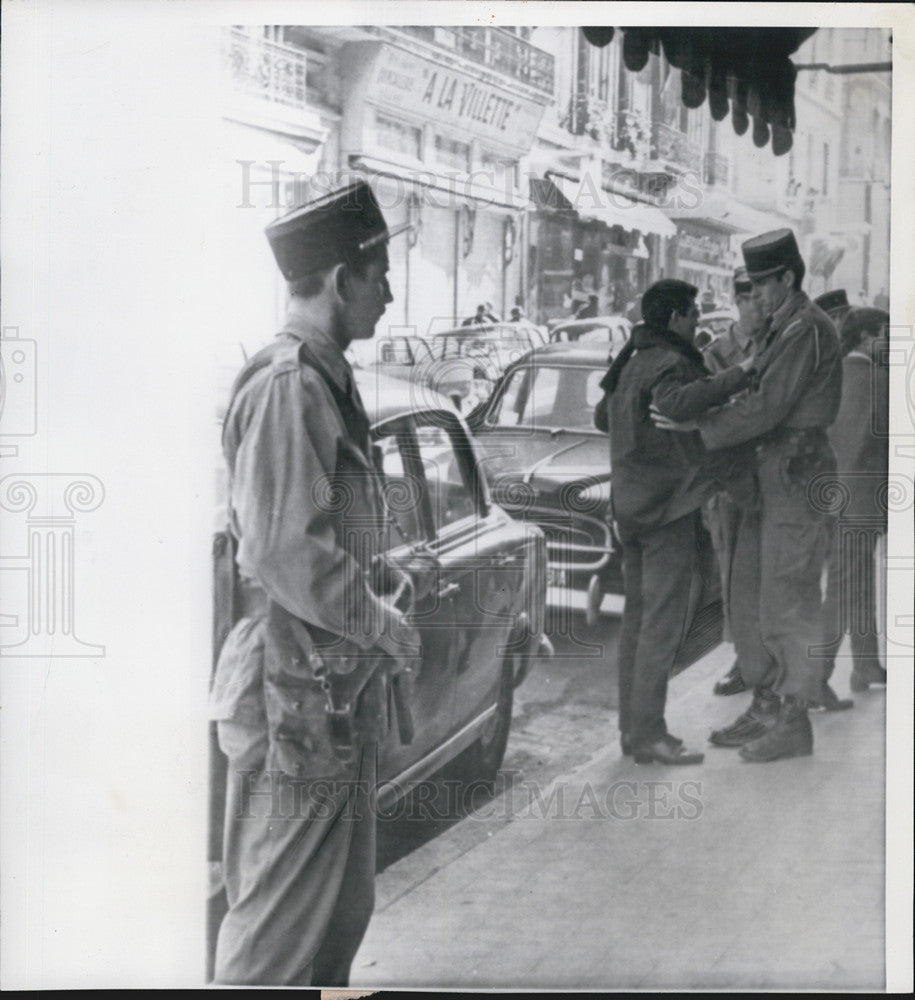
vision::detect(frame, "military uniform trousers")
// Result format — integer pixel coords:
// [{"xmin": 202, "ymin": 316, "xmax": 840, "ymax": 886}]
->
[
  {"xmin": 818, "ymin": 519, "xmax": 884, "ymax": 675},
  {"xmin": 214, "ymin": 717, "xmax": 377, "ymax": 987},
  {"xmin": 728, "ymin": 447, "xmax": 832, "ymax": 703},
  {"xmin": 617, "ymin": 511, "xmax": 701, "ymax": 746}
]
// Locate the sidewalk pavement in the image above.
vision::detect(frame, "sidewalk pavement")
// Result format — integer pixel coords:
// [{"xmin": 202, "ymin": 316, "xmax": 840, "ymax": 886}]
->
[{"xmin": 351, "ymin": 642, "xmax": 887, "ymax": 991}]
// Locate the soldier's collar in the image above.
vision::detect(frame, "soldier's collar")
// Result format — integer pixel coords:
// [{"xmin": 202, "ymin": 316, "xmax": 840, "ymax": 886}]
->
[{"xmin": 279, "ymin": 315, "xmax": 349, "ymax": 392}]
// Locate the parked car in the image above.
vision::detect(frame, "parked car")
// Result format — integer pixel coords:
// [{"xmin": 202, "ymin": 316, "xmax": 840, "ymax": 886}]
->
[
  {"xmin": 362, "ymin": 323, "xmax": 544, "ymax": 413},
  {"xmin": 425, "ymin": 323, "xmax": 546, "ymax": 409},
  {"xmin": 548, "ymin": 314, "xmax": 632, "ymax": 356},
  {"xmin": 466, "ymin": 342, "xmax": 722, "ymax": 657},
  {"xmin": 212, "ymin": 371, "xmax": 548, "ymax": 817}
]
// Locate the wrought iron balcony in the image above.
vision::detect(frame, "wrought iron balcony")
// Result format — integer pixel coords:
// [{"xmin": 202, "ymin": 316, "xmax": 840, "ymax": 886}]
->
[
  {"xmin": 650, "ymin": 121, "xmax": 702, "ymax": 175},
  {"xmin": 395, "ymin": 26, "xmax": 555, "ymax": 95},
  {"xmin": 223, "ymin": 28, "xmax": 308, "ymax": 110},
  {"xmin": 703, "ymin": 151, "xmax": 730, "ymax": 187}
]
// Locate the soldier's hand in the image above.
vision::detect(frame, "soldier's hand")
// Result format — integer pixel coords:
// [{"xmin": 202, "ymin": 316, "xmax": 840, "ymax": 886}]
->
[
  {"xmin": 375, "ymin": 597, "xmax": 421, "ymax": 670},
  {"xmin": 649, "ymin": 404, "xmax": 698, "ymax": 432}
]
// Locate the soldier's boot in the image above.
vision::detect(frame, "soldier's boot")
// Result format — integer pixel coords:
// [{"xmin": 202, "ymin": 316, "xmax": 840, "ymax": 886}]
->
[
  {"xmin": 713, "ymin": 660, "xmax": 747, "ymax": 696},
  {"xmin": 850, "ymin": 661, "xmax": 887, "ymax": 692},
  {"xmin": 709, "ymin": 687, "xmax": 780, "ymax": 747},
  {"xmin": 739, "ymin": 696, "xmax": 813, "ymax": 763}
]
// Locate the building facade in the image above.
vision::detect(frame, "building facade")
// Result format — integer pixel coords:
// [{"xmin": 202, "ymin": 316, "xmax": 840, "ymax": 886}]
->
[
  {"xmin": 216, "ymin": 25, "xmax": 893, "ymax": 346},
  {"xmin": 218, "ymin": 24, "xmax": 554, "ymax": 356}
]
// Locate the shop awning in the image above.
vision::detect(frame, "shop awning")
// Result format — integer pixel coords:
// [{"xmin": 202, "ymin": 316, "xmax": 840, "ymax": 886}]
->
[
  {"xmin": 548, "ymin": 170, "xmax": 676, "ymax": 238},
  {"xmin": 667, "ymin": 191, "xmax": 792, "ymax": 237}
]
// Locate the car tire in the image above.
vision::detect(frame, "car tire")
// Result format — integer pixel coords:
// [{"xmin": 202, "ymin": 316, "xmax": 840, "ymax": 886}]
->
[{"xmin": 463, "ymin": 656, "xmax": 514, "ymax": 787}]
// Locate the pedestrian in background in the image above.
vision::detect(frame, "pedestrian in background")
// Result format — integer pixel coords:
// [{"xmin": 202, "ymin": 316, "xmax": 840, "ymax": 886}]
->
[
  {"xmin": 814, "ymin": 288, "xmax": 852, "ymax": 329},
  {"xmin": 817, "ymin": 306, "xmax": 890, "ymax": 700},
  {"xmin": 654, "ymin": 229, "xmax": 843, "ymax": 763},
  {"xmin": 211, "ymin": 181, "xmax": 418, "ymax": 986}
]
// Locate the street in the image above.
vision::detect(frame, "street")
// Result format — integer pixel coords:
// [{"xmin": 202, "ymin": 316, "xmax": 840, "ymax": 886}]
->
[{"xmin": 357, "ymin": 620, "xmax": 886, "ymax": 990}]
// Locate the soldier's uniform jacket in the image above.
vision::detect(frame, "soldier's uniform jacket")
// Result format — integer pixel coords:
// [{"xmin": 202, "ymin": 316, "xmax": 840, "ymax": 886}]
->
[
  {"xmin": 703, "ymin": 320, "xmax": 754, "ymax": 373},
  {"xmin": 698, "ymin": 290, "xmax": 843, "ymax": 495},
  {"xmin": 210, "ymin": 316, "xmax": 392, "ymax": 781}
]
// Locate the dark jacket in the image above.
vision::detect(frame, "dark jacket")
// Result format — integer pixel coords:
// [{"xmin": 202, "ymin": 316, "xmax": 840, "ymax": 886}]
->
[{"xmin": 599, "ymin": 323, "xmax": 750, "ymax": 531}]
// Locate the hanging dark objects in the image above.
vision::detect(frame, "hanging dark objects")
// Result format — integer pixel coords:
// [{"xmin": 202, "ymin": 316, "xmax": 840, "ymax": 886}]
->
[{"xmin": 581, "ymin": 27, "xmax": 818, "ymax": 155}]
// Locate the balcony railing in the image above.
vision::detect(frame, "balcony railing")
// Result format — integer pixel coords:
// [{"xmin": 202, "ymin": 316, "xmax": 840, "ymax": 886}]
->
[
  {"xmin": 650, "ymin": 122, "xmax": 702, "ymax": 175},
  {"xmin": 396, "ymin": 26, "xmax": 555, "ymax": 95},
  {"xmin": 610, "ymin": 109, "xmax": 651, "ymax": 160},
  {"xmin": 703, "ymin": 151, "xmax": 730, "ymax": 187},
  {"xmin": 224, "ymin": 28, "xmax": 308, "ymax": 110}
]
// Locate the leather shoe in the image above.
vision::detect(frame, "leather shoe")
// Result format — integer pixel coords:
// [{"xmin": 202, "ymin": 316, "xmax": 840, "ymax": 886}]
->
[
  {"xmin": 621, "ymin": 731, "xmax": 681, "ymax": 756},
  {"xmin": 850, "ymin": 663, "xmax": 887, "ymax": 692},
  {"xmin": 810, "ymin": 682, "xmax": 853, "ymax": 712},
  {"xmin": 713, "ymin": 662, "xmax": 747, "ymax": 696},
  {"xmin": 633, "ymin": 735, "xmax": 704, "ymax": 765},
  {"xmin": 709, "ymin": 689, "xmax": 780, "ymax": 747},
  {"xmin": 739, "ymin": 698, "xmax": 813, "ymax": 762}
]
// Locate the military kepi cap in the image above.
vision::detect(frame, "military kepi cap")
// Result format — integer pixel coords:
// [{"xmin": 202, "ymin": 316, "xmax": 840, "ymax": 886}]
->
[
  {"xmin": 742, "ymin": 228, "xmax": 804, "ymax": 280},
  {"xmin": 733, "ymin": 266, "xmax": 753, "ymax": 294},
  {"xmin": 813, "ymin": 289, "xmax": 849, "ymax": 314},
  {"xmin": 265, "ymin": 179, "xmax": 411, "ymax": 281}
]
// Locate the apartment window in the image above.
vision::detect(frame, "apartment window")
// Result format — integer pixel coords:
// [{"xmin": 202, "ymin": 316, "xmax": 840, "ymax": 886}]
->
[
  {"xmin": 376, "ymin": 113, "xmax": 423, "ymax": 160},
  {"xmin": 434, "ymin": 134, "xmax": 471, "ymax": 172}
]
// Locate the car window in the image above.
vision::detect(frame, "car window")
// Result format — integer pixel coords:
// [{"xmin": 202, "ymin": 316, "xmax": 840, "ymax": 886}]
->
[
  {"xmin": 377, "ymin": 417, "xmax": 477, "ymax": 543},
  {"xmin": 489, "ymin": 365, "xmax": 603, "ymax": 431},
  {"xmin": 415, "ymin": 424, "xmax": 476, "ymax": 532}
]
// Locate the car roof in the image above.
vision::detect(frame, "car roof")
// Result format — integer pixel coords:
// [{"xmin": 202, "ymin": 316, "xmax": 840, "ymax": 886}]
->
[
  {"xmin": 518, "ymin": 341, "xmax": 613, "ymax": 364},
  {"xmin": 433, "ymin": 324, "xmax": 534, "ymax": 339},
  {"xmin": 552, "ymin": 314, "xmax": 631, "ymax": 331},
  {"xmin": 355, "ymin": 368, "xmax": 457, "ymax": 424}
]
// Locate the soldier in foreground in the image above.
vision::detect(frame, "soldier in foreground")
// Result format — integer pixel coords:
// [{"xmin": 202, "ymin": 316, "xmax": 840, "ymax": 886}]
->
[{"xmin": 210, "ymin": 180, "xmax": 417, "ymax": 985}]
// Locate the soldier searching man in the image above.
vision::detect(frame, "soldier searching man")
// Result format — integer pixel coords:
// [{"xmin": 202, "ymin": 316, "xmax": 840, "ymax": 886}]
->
[
  {"xmin": 209, "ymin": 180, "xmax": 418, "ymax": 985},
  {"xmin": 653, "ymin": 228, "xmax": 843, "ymax": 762}
]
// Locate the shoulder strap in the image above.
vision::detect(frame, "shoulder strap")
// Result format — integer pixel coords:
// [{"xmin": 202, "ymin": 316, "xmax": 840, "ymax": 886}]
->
[{"xmin": 296, "ymin": 341, "xmax": 371, "ymax": 455}]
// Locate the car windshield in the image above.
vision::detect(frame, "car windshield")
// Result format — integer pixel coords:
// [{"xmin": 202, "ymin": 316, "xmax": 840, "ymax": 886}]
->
[
  {"xmin": 376, "ymin": 338, "xmax": 433, "ymax": 365},
  {"xmin": 436, "ymin": 332, "xmax": 533, "ymax": 363},
  {"xmin": 487, "ymin": 364, "xmax": 607, "ymax": 431}
]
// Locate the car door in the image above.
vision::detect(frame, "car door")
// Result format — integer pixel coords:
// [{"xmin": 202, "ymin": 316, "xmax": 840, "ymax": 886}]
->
[
  {"xmin": 407, "ymin": 412, "xmax": 534, "ymax": 737},
  {"xmin": 372, "ymin": 409, "xmax": 536, "ymax": 781}
]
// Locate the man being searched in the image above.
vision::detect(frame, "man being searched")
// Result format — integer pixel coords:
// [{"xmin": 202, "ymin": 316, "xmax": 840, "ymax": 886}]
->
[
  {"xmin": 653, "ymin": 229, "xmax": 842, "ymax": 763},
  {"xmin": 210, "ymin": 180, "xmax": 418, "ymax": 985},
  {"xmin": 599, "ymin": 279, "xmax": 755, "ymax": 765}
]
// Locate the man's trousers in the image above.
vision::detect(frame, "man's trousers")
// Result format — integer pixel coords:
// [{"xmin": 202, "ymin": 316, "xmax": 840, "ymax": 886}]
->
[{"xmin": 617, "ymin": 512, "xmax": 700, "ymax": 746}]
